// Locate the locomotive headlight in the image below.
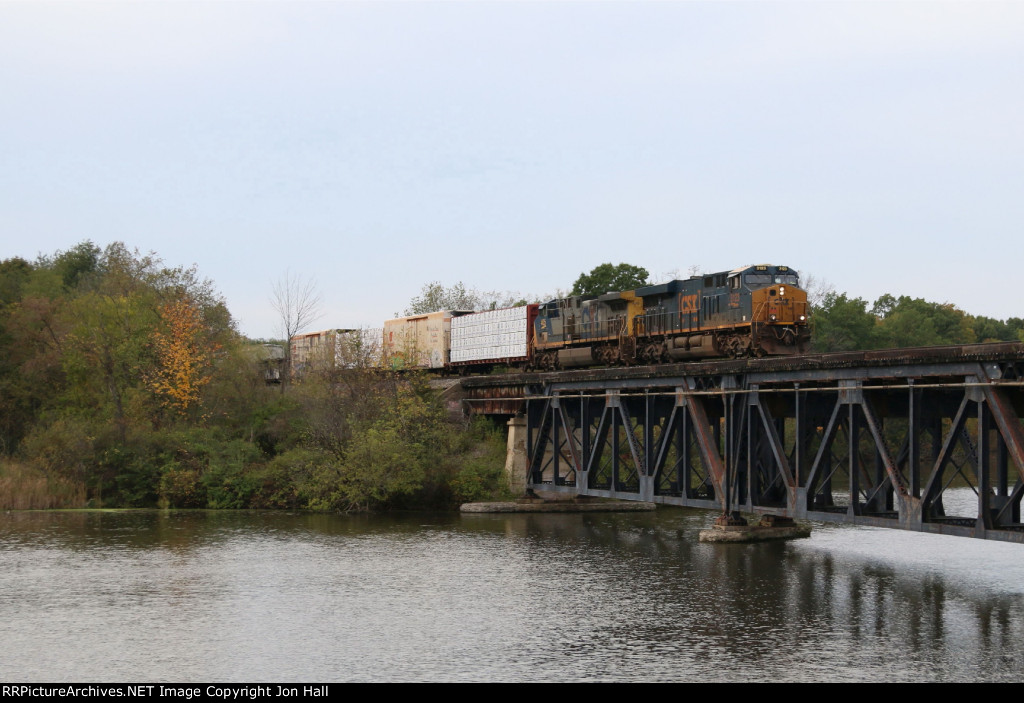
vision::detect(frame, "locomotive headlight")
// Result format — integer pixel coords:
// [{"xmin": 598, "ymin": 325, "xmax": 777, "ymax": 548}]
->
[
  {"xmin": 769, "ymin": 314, "xmax": 777, "ymax": 322},
  {"xmin": 780, "ymin": 286, "xmax": 786, "ymax": 296},
  {"xmin": 799, "ymin": 315, "xmax": 806, "ymax": 321}
]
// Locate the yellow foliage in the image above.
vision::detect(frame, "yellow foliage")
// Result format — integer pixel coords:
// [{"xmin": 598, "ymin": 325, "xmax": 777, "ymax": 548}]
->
[{"xmin": 148, "ymin": 299, "xmax": 219, "ymax": 415}]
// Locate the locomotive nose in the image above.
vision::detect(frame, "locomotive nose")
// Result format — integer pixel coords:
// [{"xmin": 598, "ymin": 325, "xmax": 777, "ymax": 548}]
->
[{"xmin": 764, "ymin": 285, "xmax": 808, "ymax": 326}]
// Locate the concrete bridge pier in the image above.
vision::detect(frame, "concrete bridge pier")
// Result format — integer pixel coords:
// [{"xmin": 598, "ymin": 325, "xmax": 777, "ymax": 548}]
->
[{"xmin": 505, "ymin": 415, "xmax": 528, "ymax": 496}]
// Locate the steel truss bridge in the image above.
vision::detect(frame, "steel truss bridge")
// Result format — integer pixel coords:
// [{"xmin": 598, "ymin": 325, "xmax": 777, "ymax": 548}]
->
[{"xmin": 460, "ymin": 342, "xmax": 1024, "ymax": 543}]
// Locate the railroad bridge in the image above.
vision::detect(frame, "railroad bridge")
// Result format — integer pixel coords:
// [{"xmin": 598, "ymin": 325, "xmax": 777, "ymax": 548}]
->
[{"xmin": 457, "ymin": 342, "xmax": 1024, "ymax": 543}]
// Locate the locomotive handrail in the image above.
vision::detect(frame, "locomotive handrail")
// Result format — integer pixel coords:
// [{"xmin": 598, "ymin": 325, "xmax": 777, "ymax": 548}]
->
[
  {"xmin": 578, "ymin": 317, "xmax": 626, "ymax": 339},
  {"xmin": 635, "ymin": 311, "xmax": 692, "ymax": 338}
]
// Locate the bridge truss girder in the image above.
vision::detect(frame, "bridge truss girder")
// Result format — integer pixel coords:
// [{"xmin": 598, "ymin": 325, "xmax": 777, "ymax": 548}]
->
[{"xmin": 524, "ymin": 359, "xmax": 1024, "ymax": 542}]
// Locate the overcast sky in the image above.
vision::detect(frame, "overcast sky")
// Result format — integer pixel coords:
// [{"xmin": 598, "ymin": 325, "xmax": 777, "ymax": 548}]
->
[{"xmin": 2, "ymin": 1, "xmax": 1022, "ymax": 339}]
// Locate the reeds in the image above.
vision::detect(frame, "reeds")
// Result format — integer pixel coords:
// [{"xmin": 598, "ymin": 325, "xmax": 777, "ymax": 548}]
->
[{"xmin": 0, "ymin": 460, "xmax": 87, "ymax": 510}]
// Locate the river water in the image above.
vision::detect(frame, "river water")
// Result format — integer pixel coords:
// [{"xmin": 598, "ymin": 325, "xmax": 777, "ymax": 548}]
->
[{"xmin": 2, "ymin": 501, "xmax": 1023, "ymax": 682}]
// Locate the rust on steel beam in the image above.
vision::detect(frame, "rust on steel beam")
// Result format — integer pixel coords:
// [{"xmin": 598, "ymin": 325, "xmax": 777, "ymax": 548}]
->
[
  {"xmin": 983, "ymin": 385, "xmax": 1024, "ymax": 485},
  {"xmin": 683, "ymin": 378, "xmax": 728, "ymax": 506}
]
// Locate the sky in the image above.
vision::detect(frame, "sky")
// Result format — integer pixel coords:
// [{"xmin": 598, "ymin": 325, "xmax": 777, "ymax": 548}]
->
[{"xmin": 2, "ymin": 0, "xmax": 1022, "ymax": 339}]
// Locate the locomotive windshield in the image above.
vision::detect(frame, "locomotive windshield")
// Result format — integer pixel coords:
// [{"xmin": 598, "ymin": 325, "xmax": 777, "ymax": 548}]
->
[{"xmin": 745, "ymin": 273, "xmax": 799, "ymax": 286}]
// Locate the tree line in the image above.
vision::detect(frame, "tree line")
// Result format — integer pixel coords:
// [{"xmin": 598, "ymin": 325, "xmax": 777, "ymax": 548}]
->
[
  {"xmin": 2, "ymin": 247, "xmax": 1020, "ymax": 511},
  {"xmin": 810, "ymin": 291, "xmax": 1024, "ymax": 352},
  {"xmin": 0, "ymin": 242, "xmax": 510, "ymax": 510}
]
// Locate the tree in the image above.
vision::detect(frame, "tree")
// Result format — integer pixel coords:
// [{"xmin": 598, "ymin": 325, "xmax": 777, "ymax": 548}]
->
[
  {"xmin": 801, "ymin": 272, "xmax": 836, "ymax": 312},
  {"xmin": 148, "ymin": 299, "xmax": 219, "ymax": 417},
  {"xmin": 404, "ymin": 281, "xmax": 523, "ymax": 315},
  {"xmin": 0, "ymin": 257, "xmax": 33, "ymax": 306},
  {"xmin": 874, "ymin": 296, "xmax": 974, "ymax": 349},
  {"xmin": 570, "ymin": 263, "xmax": 649, "ymax": 297},
  {"xmin": 270, "ymin": 271, "xmax": 322, "ymax": 383},
  {"xmin": 35, "ymin": 241, "xmax": 100, "ymax": 292},
  {"xmin": 810, "ymin": 292, "xmax": 877, "ymax": 352},
  {"xmin": 405, "ymin": 281, "xmax": 480, "ymax": 315}
]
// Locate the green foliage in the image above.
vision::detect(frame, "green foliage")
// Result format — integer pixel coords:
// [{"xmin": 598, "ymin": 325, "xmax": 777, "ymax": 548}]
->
[
  {"xmin": 1, "ymin": 241, "xmax": 514, "ymax": 512},
  {"xmin": 812, "ymin": 290, "xmax": 1008, "ymax": 353},
  {"xmin": 0, "ymin": 257, "xmax": 33, "ymax": 306},
  {"xmin": 811, "ymin": 292, "xmax": 877, "ymax": 352},
  {"xmin": 404, "ymin": 281, "xmax": 523, "ymax": 315},
  {"xmin": 405, "ymin": 281, "xmax": 480, "ymax": 315},
  {"xmin": 972, "ymin": 316, "xmax": 1021, "ymax": 343},
  {"xmin": 449, "ymin": 418, "xmax": 513, "ymax": 504},
  {"xmin": 570, "ymin": 262, "xmax": 649, "ymax": 297},
  {"xmin": 874, "ymin": 296, "xmax": 974, "ymax": 349},
  {"xmin": 255, "ymin": 447, "xmax": 328, "ymax": 509},
  {"xmin": 19, "ymin": 414, "xmax": 96, "ymax": 483},
  {"xmin": 300, "ymin": 372, "xmax": 446, "ymax": 511},
  {"xmin": 49, "ymin": 241, "xmax": 101, "ymax": 291},
  {"xmin": 148, "ymin": 427, "xmax": 263, "ymax": 509},
  {"xmin": 158, "ymin": 462, "xmax": 204, "ymax": 509}
]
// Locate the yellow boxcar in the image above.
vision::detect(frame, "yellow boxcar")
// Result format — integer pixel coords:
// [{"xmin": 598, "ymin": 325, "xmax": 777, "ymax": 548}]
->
[{"xmin": 382, "ymin": 310, "xmax": 462, "ymax": 369}]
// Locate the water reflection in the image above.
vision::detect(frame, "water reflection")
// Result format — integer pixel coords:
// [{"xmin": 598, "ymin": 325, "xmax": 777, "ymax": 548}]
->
[{"xmin": 0, "ymin": 509, "xmax": 1021, "ymax": 681}]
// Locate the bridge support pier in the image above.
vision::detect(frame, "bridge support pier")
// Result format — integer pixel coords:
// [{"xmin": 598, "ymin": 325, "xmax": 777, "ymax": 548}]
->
[{"xmin": 505, "ymin": 415, "xmax": 528, "ymax": 496}]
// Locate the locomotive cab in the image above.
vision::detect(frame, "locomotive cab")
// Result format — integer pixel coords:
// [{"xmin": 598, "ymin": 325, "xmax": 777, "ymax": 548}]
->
[{"xmin": 739, "ymin": 265, "xmax": 811, "ymax": 355}]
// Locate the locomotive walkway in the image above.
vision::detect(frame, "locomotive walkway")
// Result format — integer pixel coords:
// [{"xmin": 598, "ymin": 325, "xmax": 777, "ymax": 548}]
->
[{"xmin": 456, "ymin": 342, "xmax": 1024, "ymax": 543}]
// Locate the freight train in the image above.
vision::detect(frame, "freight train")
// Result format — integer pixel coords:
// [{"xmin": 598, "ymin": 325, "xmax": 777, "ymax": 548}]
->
[{"xmin": 380, "ymin": 264, "xmax": 810, "ymax": 373}]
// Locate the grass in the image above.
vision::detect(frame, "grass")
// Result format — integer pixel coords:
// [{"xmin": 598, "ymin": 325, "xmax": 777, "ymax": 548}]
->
[{"xmin": 0, "ymin": 460, "xmax": 87, "ymax": 510}]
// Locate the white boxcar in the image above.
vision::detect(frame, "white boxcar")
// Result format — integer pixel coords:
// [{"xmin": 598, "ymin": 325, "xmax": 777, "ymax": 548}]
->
[{"xmin": 449, "ymin": 305, "xmax": 535, "ymax": 366}]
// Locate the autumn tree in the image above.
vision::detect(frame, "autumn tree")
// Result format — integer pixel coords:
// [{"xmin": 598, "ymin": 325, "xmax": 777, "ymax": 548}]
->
[
  {"xmin": 7, "ymin": 243, "xmax": 239, "ymax": 502},
  {"xmin": 148, "ymin": 299, "xmax": 219, "ymax": 417}
]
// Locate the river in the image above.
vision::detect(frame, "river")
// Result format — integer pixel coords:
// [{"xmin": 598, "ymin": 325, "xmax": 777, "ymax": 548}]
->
[{"xmin": 1, "ymin": 502, "xmax": 1022, "ymax": 682}]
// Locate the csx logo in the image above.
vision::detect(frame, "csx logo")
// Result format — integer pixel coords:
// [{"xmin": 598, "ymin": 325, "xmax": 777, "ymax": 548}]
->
[{"xmin": 679, "ymin": 294, "xmax": 698, "ymax": 313}]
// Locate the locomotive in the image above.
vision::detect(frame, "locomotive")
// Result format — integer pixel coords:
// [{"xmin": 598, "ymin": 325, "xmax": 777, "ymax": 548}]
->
[
  {"xmin": 380, "ymin": 264, "xmax": 810, "ymax": 373},
  {"xmin": 531, "ymin": 264, "xmax": 810, "ymax": 370}
]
